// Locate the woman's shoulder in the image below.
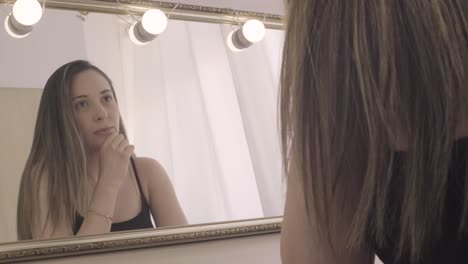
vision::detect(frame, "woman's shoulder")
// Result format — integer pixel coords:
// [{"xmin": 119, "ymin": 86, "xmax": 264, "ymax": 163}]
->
[
  {"xmin": 133, "ymin": 157, "xmax": 165, "ymax": 174},
  {"xmin": 132, "ymin": 156, "xmax": 170, "ymax": 187}
]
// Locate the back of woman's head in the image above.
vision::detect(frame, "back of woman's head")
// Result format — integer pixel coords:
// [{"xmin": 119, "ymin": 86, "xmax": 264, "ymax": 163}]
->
[
  {"xmin": 280, "ymin": 0, "xmax": 467, "ymax": 261},
  {"xmin": 17, "ymin": 60, "xmax": 125, "ymax": 240}
]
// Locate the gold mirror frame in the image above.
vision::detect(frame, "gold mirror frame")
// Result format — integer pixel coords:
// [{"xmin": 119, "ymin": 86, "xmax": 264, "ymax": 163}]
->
[
  {"xmin": 0, "ymin": 217, "xmax": 282, "ymax": 263},
  {"xmin": 0, "ymin": 0, "xmax": 284, "ymax": 29},
  {"xmin": 0, "ymin": 1, "xmax": 284, "ymax": 263}
]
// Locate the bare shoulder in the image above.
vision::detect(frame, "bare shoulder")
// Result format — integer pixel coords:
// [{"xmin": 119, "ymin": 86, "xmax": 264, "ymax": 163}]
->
[
  {"xmin": 133, "ymin": 157, "xmax": 167, "ymax": 177},
  {"xmin": 132, "ymin": 157, "xmax": 187, "ymax": 226},
  {"xmin": 132, "ymin": 157, "xmax": 171, "ymax": 189}
]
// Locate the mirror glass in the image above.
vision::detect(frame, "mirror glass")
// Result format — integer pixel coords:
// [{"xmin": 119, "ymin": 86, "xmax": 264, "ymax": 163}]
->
[{"xmin": 0, "ymin": 5, "xmax": 285, "ymax": 243}]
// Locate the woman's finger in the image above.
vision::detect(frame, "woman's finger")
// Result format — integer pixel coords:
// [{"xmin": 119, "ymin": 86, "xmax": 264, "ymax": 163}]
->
[
  {"xmin": 111, "ymin": 134, "xmax": 125, "ymax": 149},
  {"xmin": 118, "ymin": 138, "xmax": 129, "ymax": 151},
  {"xmin": 123, "ymin": 145, "xmax": 135, "ymax": 157},
  {"xmin": 101, "ymin": 131, "xmax": 118, "ymax": 149}
]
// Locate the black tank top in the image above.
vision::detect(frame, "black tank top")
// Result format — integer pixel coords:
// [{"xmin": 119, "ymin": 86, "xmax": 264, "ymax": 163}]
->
[
  {"xmin": 72, "ymin": 157, "xmax": 154, "ymax": 235},
  {"xmin": 372, "ymin": 137, "xmax": 468, "ymax": 263}
]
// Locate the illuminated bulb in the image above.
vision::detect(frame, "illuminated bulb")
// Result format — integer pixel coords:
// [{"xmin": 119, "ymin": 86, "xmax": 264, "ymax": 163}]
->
[
  {"xmin": 227, "ymin": 19, "xmax": 265, "ymax": 52},
  {"xmin": 13, "ymin": 0, "xmax": 43, "ymax": 26},
  {"xmin": 128, "ymin": 9, "xmax": 167, "ymax": 45},
  {"xmin": 5, "ymin": 0, "xmax": 43, "ymax": 38},
  {"xmin": 141, "ymin": 9, "xmax": 167, "ymax": 35},
  {"xmin": 242, "ymin": 19, "xmax": 265, "ymax": 43}
]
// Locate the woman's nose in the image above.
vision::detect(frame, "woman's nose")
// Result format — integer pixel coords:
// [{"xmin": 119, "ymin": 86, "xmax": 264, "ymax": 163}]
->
[{"xmin": 94, "ymin": 104, "xmax": 109, "ymax": 121}]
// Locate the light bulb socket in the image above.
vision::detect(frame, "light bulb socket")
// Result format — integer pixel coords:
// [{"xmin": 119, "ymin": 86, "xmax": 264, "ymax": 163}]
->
[
  {"xmin": 231, "ymin": 28, "xmax": 253, "ymax": 50},
  {"xmin": 133, "ymin": 21, "xmax": 158, "ymax": 43},
  {"xmin": 9, "ymin": 14, "xmax": 33, "ymax": 35},
  {"xmin": 5, "ymin": 14, "xmax": 33, "ymax": 38}
]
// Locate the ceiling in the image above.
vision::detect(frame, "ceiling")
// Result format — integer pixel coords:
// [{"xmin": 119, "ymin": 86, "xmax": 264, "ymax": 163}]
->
[{"xmin": 159, "ymin": 0, "xmax": 285, "ymax": 15}]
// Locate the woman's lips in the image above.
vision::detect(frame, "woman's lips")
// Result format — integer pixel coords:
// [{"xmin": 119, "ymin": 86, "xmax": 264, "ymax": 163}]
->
[{"xmin": 94, "ymin": 127, "xmax": 114, "ymax": 136}]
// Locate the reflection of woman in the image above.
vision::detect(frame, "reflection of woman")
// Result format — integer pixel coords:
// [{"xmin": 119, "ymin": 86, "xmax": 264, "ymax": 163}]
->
[
  {"xmin": 17, "ymin": 60, "xmax": 187, "ymax": 240},
  {"xmin": 280, "ymin": 1, "xmax": 467, "ymax": 264}
]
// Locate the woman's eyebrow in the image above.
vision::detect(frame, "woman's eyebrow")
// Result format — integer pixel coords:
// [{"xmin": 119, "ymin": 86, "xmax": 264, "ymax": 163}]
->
[
  {"xmin": 72, "ymin": 95, "xmax": 87, "ymax": 101},
  {"xmin": 72, "ymin": 89, "xmax": 111, "ymax": 101}
]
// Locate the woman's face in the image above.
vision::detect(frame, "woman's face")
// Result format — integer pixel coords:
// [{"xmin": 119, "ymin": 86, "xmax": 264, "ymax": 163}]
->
[{"xmin": 70, "ymin": 69, "xmax": 120, "ymax": 151}]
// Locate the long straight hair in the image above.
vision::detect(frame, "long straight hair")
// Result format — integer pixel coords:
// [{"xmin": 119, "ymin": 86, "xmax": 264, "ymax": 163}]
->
[
  {"xmin": 17, "ymin": 60, "xmax": 128, "ymax": 240},
  {"xmin": 280, "ymin": 0, "xmax": 467, "ymax": 261}
]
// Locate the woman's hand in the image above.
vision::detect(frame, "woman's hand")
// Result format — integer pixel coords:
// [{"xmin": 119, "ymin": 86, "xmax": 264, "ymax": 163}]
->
[
  {"xmin": 78, "ymin": 132, "xmax": 134, "ymax": 234},
  {"xmin": 98, "ymin": 132, "xmax": 135, "ymax": 190}
]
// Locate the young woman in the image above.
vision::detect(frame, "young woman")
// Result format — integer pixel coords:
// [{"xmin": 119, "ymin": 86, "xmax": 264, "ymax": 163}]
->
[
  {"xmin": 280, "ymin": 1, "xmax": 467, "ymax": 263},
  {"xmin": 17, "ymin": 60, "xmax": 187, "ymax": 240}
]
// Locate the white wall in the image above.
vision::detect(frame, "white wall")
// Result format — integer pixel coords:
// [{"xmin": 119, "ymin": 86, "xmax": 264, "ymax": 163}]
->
[{"xmin": 0, "ymin": 7, "xmax": 87, "ymax": 88}]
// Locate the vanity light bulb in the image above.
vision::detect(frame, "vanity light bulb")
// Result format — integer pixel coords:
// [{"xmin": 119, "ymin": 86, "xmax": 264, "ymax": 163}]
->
[
  {"xmin": 12, "ymin": 0, "xmax": 43, "ymax": 26},
  {"xmin": 141, "ymin": 9, "xmax": 167, "ymax": 35},
  {"xmin": 226, "ymin": 19, "xmax": 266, "ymax": 52},
  {"xmin": 5, "ymin": 0, "xmax": 42, "ymax": 38},
  {"xmin": 128, "ymin": 9, "xmax": 167, "ymax": 46},
  {"xmin": 242, "ymin": 19, "xmax": 265, "ymax": 43}
]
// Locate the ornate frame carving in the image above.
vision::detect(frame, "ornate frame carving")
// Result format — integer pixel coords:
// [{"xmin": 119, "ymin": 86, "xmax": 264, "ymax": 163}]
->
[
  {"xmin": 0, "ymin": 217, "xmax": 282, "ymax": 263},
  {"xmin": 0, "ymin": 0, "xmax": 284, "ymax": 29}
]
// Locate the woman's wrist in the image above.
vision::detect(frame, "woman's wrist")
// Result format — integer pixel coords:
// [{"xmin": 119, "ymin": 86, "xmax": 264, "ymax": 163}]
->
[
  {"xmin": 87, "ymin": 209, "xmax": 113, "ymax": 224},
  {"xmin": 96, "ymin": 173, "xmax": 122, "ymax": 193},
  {"xmin": 88, "ymin": 179, "xmax": 120, "ymax": 218}
]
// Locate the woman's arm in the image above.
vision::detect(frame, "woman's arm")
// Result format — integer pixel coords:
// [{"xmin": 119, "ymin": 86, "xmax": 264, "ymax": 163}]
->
[
  {"xmin": 281, "ymin": 173, "xmax": 374, "ymax": 264},
  {"xmin": 135, "ymin": 157, "xmax": 188, "ymax": 227},
  {"xmin": 32, "ymin": 133, "xmax": 134, "ymax": 239},
  {"xmin": 32, "ymin": 171, "xmax": 117, "ymax": 239}
]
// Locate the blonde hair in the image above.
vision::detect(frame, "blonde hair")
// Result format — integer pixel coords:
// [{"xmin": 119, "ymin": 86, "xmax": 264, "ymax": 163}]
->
[
  {"xmin": 280, "ymin": 0, "xmax": 467, "ymax": 261},
  {"xmin": 17, "ymin": 60, "xmax": 128, "ymax": 240}
]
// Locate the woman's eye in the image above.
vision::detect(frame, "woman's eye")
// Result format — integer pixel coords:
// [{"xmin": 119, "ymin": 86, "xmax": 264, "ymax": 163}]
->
[
  {"xmin": 104, "ymin": 95, "xmax": 113, "ymax": 102},
  {"xmin": 76, "ymin": 101, "xmax": 88, "ymax": 109}
]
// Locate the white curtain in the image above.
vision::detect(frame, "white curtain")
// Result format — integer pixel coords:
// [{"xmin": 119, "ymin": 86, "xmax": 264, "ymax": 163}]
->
[{"xmin": 83, "ymin": 14, "xmax": 285, "ymax": 224}]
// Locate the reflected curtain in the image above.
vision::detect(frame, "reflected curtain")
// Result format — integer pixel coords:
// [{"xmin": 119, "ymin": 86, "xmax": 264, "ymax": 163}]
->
[{"xmin": 84, "ymin": 15, "xmax": 285, "ymax": 224}]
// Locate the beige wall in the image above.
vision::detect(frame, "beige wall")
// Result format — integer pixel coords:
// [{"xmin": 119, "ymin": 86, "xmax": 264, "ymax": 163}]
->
[
  {"xmin": 24, "ymin": 233, "xmax": 281, "ymax": 264},
  {"xmin": 0, "ymin": 88, "xmax": 42, "ymax": 242}
]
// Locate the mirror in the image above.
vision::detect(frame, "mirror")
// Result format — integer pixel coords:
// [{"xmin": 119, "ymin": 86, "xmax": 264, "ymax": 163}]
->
[{"xmin": 0, "ymin": 1, "xmax": 285, "ymax": 244}]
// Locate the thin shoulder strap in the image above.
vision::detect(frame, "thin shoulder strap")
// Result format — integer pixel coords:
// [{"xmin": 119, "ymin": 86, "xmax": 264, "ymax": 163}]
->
[{"xmin": 130, "ymin": 156, "xmax": 148, "ymax": 206}]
